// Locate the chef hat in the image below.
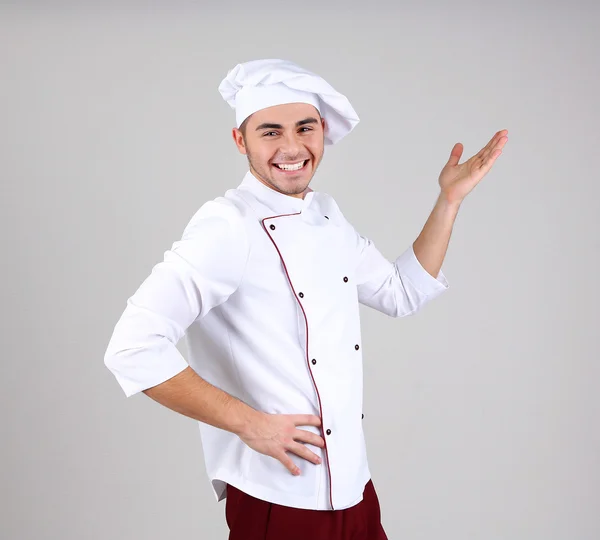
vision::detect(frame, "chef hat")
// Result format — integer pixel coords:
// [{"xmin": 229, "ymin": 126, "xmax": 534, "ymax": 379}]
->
[{"xmin": 218, "ymin": 58, "xmax": 359, "ymax": 145}]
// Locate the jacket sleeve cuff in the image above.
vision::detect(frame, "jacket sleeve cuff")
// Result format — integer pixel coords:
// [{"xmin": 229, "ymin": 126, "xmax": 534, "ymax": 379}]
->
[
  {"xmin": 104, "ymin": 344, "xmax": 189, "ymax": 398},
  {"xmin": 394, "ymin": 244, "xmax": 449, "ymax": 297}
]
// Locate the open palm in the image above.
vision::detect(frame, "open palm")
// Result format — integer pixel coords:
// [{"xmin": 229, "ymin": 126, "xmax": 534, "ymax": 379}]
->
[{"xmin": 439, "ymin": 129, "xmax": 508, "ymax": 204}]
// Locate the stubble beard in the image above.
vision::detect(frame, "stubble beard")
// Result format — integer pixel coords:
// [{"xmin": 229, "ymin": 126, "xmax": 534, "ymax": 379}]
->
[{"xmin": 246, "ymin": 151, "xmax": 314, "ymax": 197}]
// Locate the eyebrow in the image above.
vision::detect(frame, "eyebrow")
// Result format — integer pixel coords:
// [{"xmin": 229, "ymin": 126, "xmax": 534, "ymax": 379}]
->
[{"xmin": 254, "ymin": 117, "xmax": 320, "ymax": 131}]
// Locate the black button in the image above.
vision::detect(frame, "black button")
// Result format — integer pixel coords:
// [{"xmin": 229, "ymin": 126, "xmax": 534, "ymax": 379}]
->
[
  {"xmin": 355, "ymin": 344, "xmax": 360, "ymax": 350},
  {"xmin": 326, "ymin": 429, "xmax": 331, "ymax": 435},
  {"xmin": 324, "ymin": 215, "xmax": 329, "ymax": 219},
  {"xmin": 362, "ymin": 413, "xmax": 364, "ymax": 419},
  {"xmin": 311, "ymin": 359, "xmax": 317, "ymax": 365},
  {"xmin": 299, "ymin": 292, "xmax": 304, "ymax": 298},
  {"xmin": 343, "ymin": 276, "xmax": 348, "ymax": 282},
  {"xmin": 269, "ymin": 224, "xmax": 276, "ymax": 230}
]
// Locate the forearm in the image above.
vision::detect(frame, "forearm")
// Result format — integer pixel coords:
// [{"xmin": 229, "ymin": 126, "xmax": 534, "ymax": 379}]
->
[
  {"xmin": 143, "ymin": 366, "xmax": 259, "ymax": 437},
  {"xmin": 412, "ymin": 192, "xmax": 461, "ymax": 278}
]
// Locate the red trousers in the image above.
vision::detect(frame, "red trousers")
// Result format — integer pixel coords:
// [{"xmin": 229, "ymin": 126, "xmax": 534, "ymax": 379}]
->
[{"xmin": 225, "ymin": 480, "xmax": 388, "ymax": 540}]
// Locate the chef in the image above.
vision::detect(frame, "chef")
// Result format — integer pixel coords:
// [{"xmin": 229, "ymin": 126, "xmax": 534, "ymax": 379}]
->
[{"xmin": 104, "ymin": 58, "xmax": 508, "ymax": 539}]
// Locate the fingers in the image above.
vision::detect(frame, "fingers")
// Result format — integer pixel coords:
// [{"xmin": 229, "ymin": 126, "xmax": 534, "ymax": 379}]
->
[
  {"xmin": 447, "ymin": 142, "xmax": 463, "ymax": 167},
  {"xmin": 480, "ymin": 130, "xmax": 508, "ymax": 162},
  {"xmin": 289, "ymin": 415, "xmax": 325, "ymax": 446},
  {"xmin": 277, "ymin": 452, "xmax": 301, "ymax": 476},
  {"xmin": 449, "ymin": 130, "xmax": 508, "ymax": 170},
  {"xmin": 481, "ymin": 135, "xmax": 508, "ymax": 168},
  {"xmin": 275, "ymin": 440, "xmax": 323, "ymax": 476},
  {"xmin": 256, "ymin": 414, "xmax": 326, "ymax": 475},
  {"xmin": 288, "ymin": 442, "xmax": 322, "ymax": 466},
  {"xmin": 468, "ymin": 131, "xmax": 507, "ymax": 174},
  {"xmin": 476, "ymin": 147, "xmax": 503, "ymax": 174},
  {"xmin": 293, "ymin": 429, "xmax": 325, "ymax": 448},
  {"xmin": 290, "ymin": 414, "xmax": 322, "ymax": 427},
  {"xmin": 477, "ymin": 134, "xmax": 499, "ymax": 162},
  {"xmin": 488, "ymin": 132, "xmax": 508, "ymax": 156},
  {"xmin": 487, "ymin": 129, "xmax": 508, "ymax": 149}
]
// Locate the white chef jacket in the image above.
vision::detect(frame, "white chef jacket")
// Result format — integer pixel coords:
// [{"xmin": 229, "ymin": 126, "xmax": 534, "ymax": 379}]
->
[{"xmin": 104, "ymin": 170, "xmax": 449, "ymax": 511}]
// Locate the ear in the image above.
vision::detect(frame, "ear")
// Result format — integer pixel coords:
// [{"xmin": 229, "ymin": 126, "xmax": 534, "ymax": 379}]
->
[{"xmin": 232, "ymin": 128, "xmax": 247, "ymax": 155}]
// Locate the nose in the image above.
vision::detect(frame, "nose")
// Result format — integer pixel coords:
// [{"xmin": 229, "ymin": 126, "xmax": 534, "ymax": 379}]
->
[{"xmin": 278, "ymin": 130, "xmax": 303, "ymax": 158}]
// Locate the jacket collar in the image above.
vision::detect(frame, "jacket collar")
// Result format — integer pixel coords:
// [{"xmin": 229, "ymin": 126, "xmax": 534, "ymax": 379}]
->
[
  {"xmin": 237, "ymin": 170, "xmax": 339, "ymax": 227},
  {"xmin": 238, "ymin": 170, "xmax": 313, "ymax": 215}
]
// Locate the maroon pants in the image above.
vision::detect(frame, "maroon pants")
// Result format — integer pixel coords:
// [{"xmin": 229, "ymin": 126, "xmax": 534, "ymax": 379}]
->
[{"xmin": 225, "ymin": 480, "xmax": 388, "ymax": 540}]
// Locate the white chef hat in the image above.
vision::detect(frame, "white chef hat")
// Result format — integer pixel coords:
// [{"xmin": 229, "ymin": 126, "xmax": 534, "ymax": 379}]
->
[{"xmin": 218, "ymin": 58, "xmax": 359, "ymax": 145}]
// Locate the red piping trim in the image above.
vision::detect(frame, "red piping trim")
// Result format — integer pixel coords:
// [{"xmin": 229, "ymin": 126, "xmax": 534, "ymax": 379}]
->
[{"xmin": 261, "ymin": 212, "xmax": 335, "ymax": 511}]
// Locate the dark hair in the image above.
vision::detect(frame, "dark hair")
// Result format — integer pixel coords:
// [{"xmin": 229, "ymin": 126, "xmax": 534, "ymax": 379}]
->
[{"xmin": 239, "ymin": 116, "xmax": 250, "ymax": 139}]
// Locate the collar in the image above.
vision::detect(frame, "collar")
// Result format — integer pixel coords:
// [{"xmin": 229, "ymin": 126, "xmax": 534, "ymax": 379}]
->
[
  {"xmin": 238, "ymin": 170, "xmax": 314, "ymax": 215},
  {"xmin": 237, "ymin": 170, "xmax": 339, "ymax": 227}
]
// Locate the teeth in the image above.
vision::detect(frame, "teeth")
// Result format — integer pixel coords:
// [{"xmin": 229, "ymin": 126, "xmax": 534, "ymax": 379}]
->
[{"xmin": 275, "ymin": 160, "xmax": 306, "ymax": 171}]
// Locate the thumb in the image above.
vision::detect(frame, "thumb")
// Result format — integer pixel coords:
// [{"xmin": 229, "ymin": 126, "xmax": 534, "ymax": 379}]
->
[{"xmin": 446, "ymin": 142, "xmax": 463, "ymax": 167}]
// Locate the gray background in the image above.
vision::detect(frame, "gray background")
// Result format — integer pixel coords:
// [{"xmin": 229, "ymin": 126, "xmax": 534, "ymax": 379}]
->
[{"xmin": 2, "ymin": 2, "xmax": 599, "ymax": 539}]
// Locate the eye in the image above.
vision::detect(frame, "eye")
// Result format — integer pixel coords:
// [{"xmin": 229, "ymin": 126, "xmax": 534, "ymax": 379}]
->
[
  {"xmin": 263, "ymin": 131, "xmax": 278, "ymax": 137},
  {"xmin": 300, "ymin": 127, "xmax": 313, "ymax": 132}
]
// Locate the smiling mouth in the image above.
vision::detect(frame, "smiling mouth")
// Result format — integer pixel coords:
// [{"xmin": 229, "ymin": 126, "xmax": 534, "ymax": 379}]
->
[{"xmin": 272, "ymin": 159, "xmax": 309, "ymax": 173}]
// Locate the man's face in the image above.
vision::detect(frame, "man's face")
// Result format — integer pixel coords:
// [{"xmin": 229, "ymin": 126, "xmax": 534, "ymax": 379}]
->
[{"xmin": 232, "ymin": 102, "xmax": 326, "ymax": 199}]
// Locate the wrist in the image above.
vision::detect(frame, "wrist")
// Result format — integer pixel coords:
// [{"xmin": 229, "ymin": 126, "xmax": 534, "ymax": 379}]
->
[
  {"xmin": 232, "ymin": 405, "xmax": 263, "ymax": 439},
  {"xmin": 437, "ymin": 191, "xmax": 462, "ymax": 213}
]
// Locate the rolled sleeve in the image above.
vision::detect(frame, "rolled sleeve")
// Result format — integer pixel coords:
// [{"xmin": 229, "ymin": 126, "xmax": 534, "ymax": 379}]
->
[
  {"xmin": 103, "ymin": 199, "xmax": 250, "ymax": 397},
  {"xmin": 354, "ymin": 233, "xmax": 449, "ymax": 318},
  {"xmin": 394, "ymin": 244, "xmax": 449, "ymax": 297}
]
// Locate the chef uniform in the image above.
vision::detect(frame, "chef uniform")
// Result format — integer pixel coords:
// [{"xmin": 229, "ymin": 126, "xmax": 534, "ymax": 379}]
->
[{"xmin": 104, "ymin": 59, "xmax": 449, "ymax": 539}]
